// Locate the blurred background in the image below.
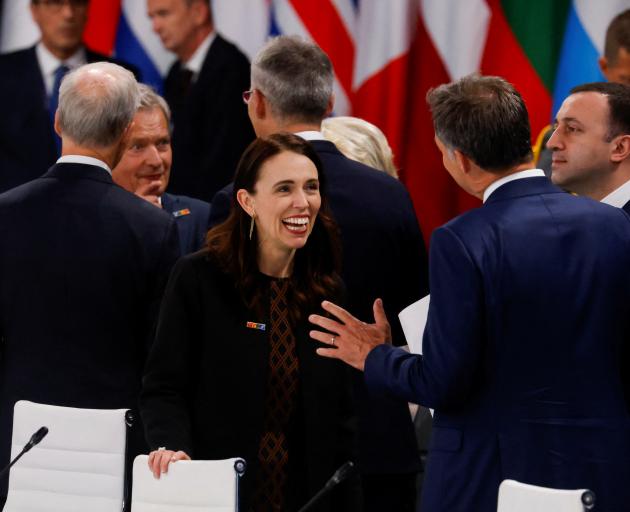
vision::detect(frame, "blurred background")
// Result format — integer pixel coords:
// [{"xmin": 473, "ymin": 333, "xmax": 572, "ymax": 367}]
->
[{"xmin": 2, "ymin": 0, "xmax": 628, "ymax": 243}]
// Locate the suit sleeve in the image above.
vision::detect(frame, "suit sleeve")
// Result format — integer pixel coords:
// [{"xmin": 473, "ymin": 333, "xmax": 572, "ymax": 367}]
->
[
  {"xmin": 140, "ymin": 256, "xmax": 198, "ymax": 455},
  {"xmin": 365, "ymin": 225, "xmax": 483, "ymax": 409}
]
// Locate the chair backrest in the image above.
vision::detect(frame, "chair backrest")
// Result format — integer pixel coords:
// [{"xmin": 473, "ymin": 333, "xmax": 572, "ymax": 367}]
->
[
  {"xmin": 497, "ymin": 479, "xmax": 595, "ymax": 512},
  {"xmin": 131, "ymin": 455, "xmax": 246, "ymax": 512},
  {"xmin": 4, "ymin": 400, "xmax": 130, "ymax": 512}
]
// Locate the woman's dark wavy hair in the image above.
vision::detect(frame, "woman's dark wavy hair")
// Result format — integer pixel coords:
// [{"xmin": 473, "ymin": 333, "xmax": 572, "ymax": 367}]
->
[{"xmin": 206, "ymin": 132, "xmax": 343, "ymax": 323}]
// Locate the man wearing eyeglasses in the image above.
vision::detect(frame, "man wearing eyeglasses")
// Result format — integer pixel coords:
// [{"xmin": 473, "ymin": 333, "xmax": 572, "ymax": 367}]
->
[
  {"xmin": 0, "ymin": 0, "xmax": 139, "ymax": 194},
  {"xmin": 147, "ymin": 0, "xmax": 254, "ymax": 202}
]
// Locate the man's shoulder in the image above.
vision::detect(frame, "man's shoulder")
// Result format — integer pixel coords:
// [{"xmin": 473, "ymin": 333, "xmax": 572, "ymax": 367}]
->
[
  {"xmin": 207, "ymin": 34, "xmax": 250, "ymax": 66},
  {"xmin": 0, "ymin": 45, "xmax": 35, "ymax": 66},
  {"xmin": 315, "ymin": 143, "xmax": 412, "ymax": 200}
]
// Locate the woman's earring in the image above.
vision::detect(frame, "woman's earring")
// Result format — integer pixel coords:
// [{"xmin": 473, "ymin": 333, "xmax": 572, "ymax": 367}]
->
[{"xmin": 249, "ymin": 214, "xmax": 255, "ymax": 240}]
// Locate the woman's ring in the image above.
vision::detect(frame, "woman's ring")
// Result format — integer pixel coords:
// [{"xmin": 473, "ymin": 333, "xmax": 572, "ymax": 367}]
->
[
  {"xmin": 158, "ymin": 447, "xmax": 166, "ymax": 451},
  {"xmin": 331, "ymin": 336, "xmax": 336, "ymax": 346}
]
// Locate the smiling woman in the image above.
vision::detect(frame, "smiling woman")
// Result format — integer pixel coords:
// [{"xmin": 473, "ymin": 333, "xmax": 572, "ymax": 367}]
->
[{"xmin": 140, "ymin": 133, "xmax": 359, "ymax": 511}]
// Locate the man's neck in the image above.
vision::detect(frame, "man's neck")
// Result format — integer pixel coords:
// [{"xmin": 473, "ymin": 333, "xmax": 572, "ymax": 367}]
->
[
  {"xmin": 178, "ymin": 25, "xmax": 213, "ymax": 63},
  {"xmin": 474, "ymin": 162, "xmax": 534, "ymax": 200},
  {"xmin": 260, "ymin": 121, "xmax": 322, "ymax": 137},
  {"xmin": 585, "ymin": 165, "xmax": 630, "ymax": 201},
  {"xmin": 61, "ymin": 142, "xmax": 118, "ymax": 170},
  {"xmin": 42, "ymin": 41, "xmax": 82, "ymax": 62}
]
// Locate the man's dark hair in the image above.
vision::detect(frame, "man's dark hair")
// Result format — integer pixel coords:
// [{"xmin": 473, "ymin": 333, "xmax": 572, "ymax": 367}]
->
[
  {"xmin": 426, "ymin": 74, "xmax": 533, "ymax": 172},
  {"xmin": 570, "ymin": 81, "xmax": 630, "ymax": 140},
  {"xmin": 604, "ymin": 9, "xmax": 630, "ymax": 64}
]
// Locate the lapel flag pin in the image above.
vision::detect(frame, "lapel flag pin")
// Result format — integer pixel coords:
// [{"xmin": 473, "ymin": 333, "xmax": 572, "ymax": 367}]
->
[{"xmin": 246, "ymin": 321, "xmax": 266, "ymax": 331}]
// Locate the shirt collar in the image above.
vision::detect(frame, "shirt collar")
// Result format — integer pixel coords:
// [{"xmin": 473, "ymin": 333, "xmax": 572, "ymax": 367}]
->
[
  {"xmin": 600, "ymin": 178, "xmax": 630, "ymax": 208},
  {"xmin": 56, "ymin": 155, "xmax": 112, "ymax": 175},
  {"xmin": 36, "ymin": 42, "xmax": 86, "ymax": 95},
  {"xmin": 483, "ymin": 169, "xmax": 546, "ymax": 203},
  {"xmin": 182, "ymin": 31, "xmax": 215, "ymax": 76},
  {"xmin": 295, "ymin": 130, "xmax": 326, "ymax": 141}
]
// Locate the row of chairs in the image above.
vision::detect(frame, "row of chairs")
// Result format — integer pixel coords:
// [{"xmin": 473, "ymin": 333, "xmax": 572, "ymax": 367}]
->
[
  {"xmin": 4, "ymin": 401, "xmax": 244, "ymax": 511},
  {"xmin": 3, "ymin": 401, "xmax": 595, "ymax": 511}
]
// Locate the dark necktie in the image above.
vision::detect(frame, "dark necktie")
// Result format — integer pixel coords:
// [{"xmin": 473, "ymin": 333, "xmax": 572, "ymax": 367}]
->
[
  {"xmin": 171, "ymin": 68, "xmax": 194, "ymax": 119},
  {"xmin": 49, "ymin": 64, "xmax": 70, "ymax": 155}
]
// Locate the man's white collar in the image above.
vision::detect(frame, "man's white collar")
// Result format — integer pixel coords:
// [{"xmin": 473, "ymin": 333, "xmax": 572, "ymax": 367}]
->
[{"xmin": 483, "ymin": 169, "xmax": 546, "ymax": 203}]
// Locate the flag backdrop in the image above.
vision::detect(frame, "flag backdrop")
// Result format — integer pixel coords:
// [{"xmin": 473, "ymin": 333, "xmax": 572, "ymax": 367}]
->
[{"xmin": 2, "ymin": 0, "xmax": 630, "ymax": 243}]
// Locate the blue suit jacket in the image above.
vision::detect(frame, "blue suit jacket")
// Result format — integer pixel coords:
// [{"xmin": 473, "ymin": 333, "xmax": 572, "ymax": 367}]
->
[
  {"xmin": 0, "ymin": 163, "xmax": 180, "ymax": 502},
  {"xmin": 161, "ymin": 192, "xmax": 210, "ymax": 254},
  {"xmin": 0, "ymin": 45, "xmax": 140, "ymax": 194},
  {"xmin": 366, "ymin": 177, "xmax": 630, "ymax": 511},
  {"xmin": 210, "ymin": 139, "xmax": 428, "ymax": 475}
]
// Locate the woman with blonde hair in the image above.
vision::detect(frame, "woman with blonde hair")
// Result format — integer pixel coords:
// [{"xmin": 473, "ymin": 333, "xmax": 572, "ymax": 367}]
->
[{"xmin": 322, "ymin": 116, "xmax": 398, "ymax": 178}]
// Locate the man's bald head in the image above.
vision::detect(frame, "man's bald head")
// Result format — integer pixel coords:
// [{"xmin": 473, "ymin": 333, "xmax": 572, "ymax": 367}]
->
[{"xmin": 57, "ymin": 62, "xmax": 140, "ymax": 148}]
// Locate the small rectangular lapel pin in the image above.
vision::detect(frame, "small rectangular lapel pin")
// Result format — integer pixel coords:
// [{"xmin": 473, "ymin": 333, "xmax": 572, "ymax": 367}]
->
[
  {"xmin": 246, "ymin": 321, "xmax": 266, "ymax": 331},
  {"xmin": 172, "ymin": 208, "xmax": 191, "ymax": 218}
]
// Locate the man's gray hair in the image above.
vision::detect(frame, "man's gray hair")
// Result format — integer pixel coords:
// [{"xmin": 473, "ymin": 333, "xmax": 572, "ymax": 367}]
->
[
  {"xmin": 57, "ymin": 62, "xmax": 140, "ymax": 148},
  {"xmin": 137, "ymin": 83, "xmax": 171, "ymax": 124},
  {"xmin": 251, "ymin": 36, "xmax": 333, "ymax": 123}
]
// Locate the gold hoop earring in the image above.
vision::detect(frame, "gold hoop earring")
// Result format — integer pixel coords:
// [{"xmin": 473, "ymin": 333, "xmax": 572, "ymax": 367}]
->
[{"xmin": 249, "ymin": 214, "xmax": 255, "ymax": 240}]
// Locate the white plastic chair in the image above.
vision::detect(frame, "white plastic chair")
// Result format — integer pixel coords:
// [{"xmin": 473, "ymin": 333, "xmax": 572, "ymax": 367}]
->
[
  {"xmin": 4, "ymin": 400, "xmax": 132, "ymax": 512},
  {"xmin": 497, "ymin": 479, "xmax": 595, "ymax": 512},
  {"xmin": 131, "ymin": 454, "xmax": 246, "ymax": 512}
]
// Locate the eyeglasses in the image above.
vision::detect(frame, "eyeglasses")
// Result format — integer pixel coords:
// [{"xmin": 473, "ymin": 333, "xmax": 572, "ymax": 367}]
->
[
  {"xmin": 33, "ymin": 0, "xmax": 89, "ymax": 11},
  {"xmin": 242, "ymin": 89, "xmax": 255, "ymax": 105}
]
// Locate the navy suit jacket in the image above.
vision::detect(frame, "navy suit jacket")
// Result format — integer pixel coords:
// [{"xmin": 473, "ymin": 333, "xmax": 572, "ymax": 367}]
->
[
  {"xmin": 0, "ymin": 163, "xmax": 180, "ymax": 501},
  {"xmin": 161, "ymin": 192, "xmax": 210, "ymax": 254},
  {"xmin": 366, "ymin": 177, "xmax": 630, "ymax": 511},
  {"xmin": 0, "ymin": 45, "xmax": 140, "ymax": 194},
  {"xmin": 210, "ymin": 139, "xmax": 428, "ymax": 474},
  {"xmin": 165, "ymin": 35, "xmax": 255, "ymax": 202}
]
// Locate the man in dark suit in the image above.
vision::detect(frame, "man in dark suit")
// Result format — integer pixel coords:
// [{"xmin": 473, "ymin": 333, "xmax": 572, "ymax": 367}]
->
[
  {"xmin": 0, "ymin": 62, "xmax": 180, "ymax": 506},
  {"xmin": 147, "ymin": 0, "xmax": 254, "ymax": 202},
  {"xmin": 548, "ymin": 82, "xmax": 630, "ymax": 214},
  {"xmin": 113, "ymin": 84, "xmax": 210, "ymax": 255},
  {"xmin": 0, "ymin": 0, "xmax": 139, "ymax": 194},
  {"xmin": 311, "ymin": 74, "xmax": 630, "ymax": 511},
  {"xmin": 210, "ymin": 36, "xmax": 428, "ymax": 512},
  {"xmin": 537, "ymin": 8, "xmax": 630, "ymax": 176}
]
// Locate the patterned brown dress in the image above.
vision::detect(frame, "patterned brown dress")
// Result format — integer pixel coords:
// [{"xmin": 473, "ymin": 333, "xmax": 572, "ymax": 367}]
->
[{"xmin": 251, "ymin": 278, "xmax": 300, "ymax": 511}]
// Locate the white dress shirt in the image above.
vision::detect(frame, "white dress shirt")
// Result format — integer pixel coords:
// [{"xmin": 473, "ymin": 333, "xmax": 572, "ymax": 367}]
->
[
  {"xmin": 483, "ymin": 169, "xmax": 546, "ymax": 203},
  {"xmin": 57, "ymin": 155, "xmax": 111, "ymax": 175},
  {"xmin": 35, "ymin": 42, "xmax": 86, "ymax": 97},
  {"xmin": 295, "ymin": 130, "xmax": 326, "ymax": 141},
  {"xmin": 182, "ymin": 31, "xmax": 216, "ymax": 80},
  {"xmin": 601, "ymin": 178, "xmax": 630, "ymax": 209}
]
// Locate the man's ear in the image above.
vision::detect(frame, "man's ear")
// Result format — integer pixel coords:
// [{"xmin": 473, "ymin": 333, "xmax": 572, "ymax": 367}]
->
[
  {"xmin": 599, "ymin": 56, "xmax": 609, "ymax": 78},
  {"xmin": 54, "ymin": 111, "xmax": 62, "ymax": 137},
  {"xmin": 453, "ymin": 149, "xmax": 472, "ymax": 175},
  {"xmin": 254, "ymin": 89, "xmax": 267, "ymax": 120},
  {"xmin": 324, "ymin": 93, "xmax": 335, "ymax": 117},
  {"xmin": 236, "ymin": 188, "xmax": 255, "ymax": 217},
  {"xmin": 610, "ymin": 134, "xmax": 630, "ymax": 163}
]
